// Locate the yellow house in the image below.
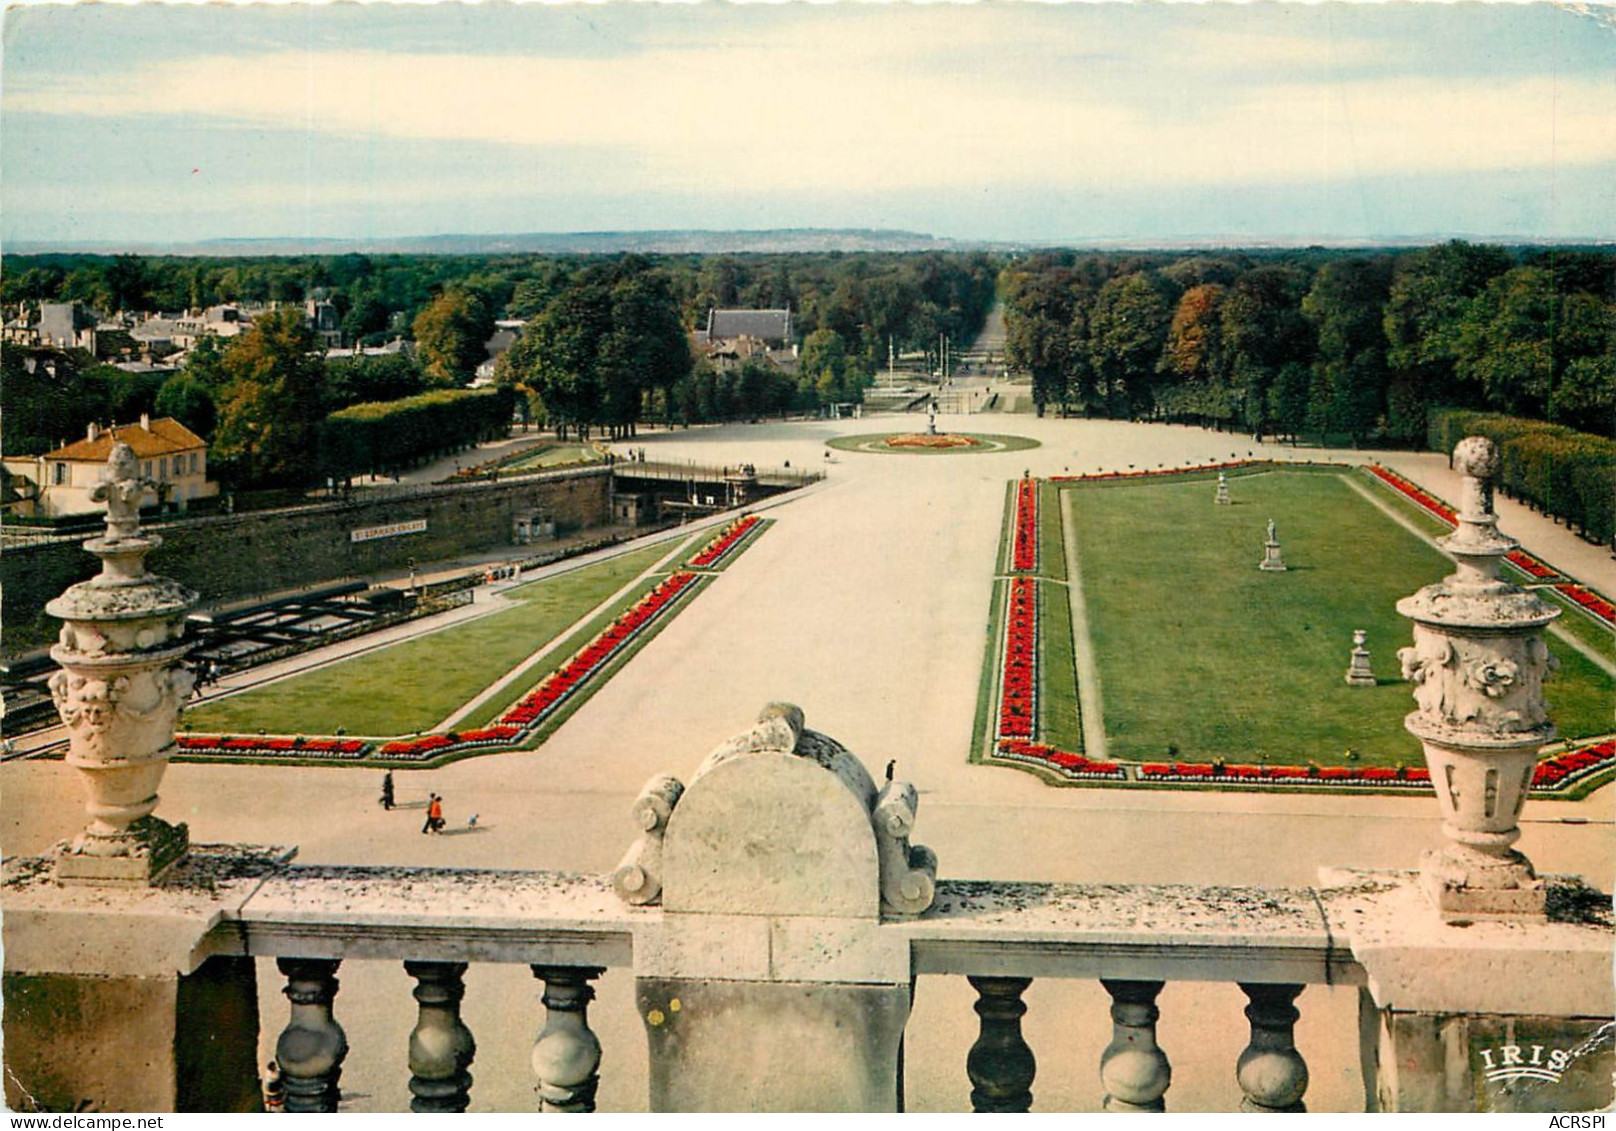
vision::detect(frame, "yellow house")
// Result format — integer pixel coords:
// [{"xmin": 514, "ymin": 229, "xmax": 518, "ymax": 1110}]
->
[{"xmin": 4, "ymin": 415, "xmax": 218, "ymax": 518}]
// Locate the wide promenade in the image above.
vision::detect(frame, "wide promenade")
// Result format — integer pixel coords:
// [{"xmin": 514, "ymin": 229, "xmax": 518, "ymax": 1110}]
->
[{"xmin": 2, "ymin": 412, "xmax": 1609, "ymax": 1112}]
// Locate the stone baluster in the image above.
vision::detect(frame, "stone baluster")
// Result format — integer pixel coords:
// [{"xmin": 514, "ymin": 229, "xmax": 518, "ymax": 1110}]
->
[
  {"xmin": 1236, "ymin": 984, "xmax": 1308, "ymax": 1112},
  {"xmin": 966, "ymin": 975, "xmax": 1036, "ymax": 1112},
  {"xmin": 1100, "ymin": 979, "xmax": 1171, "ymax": 1112},
  {"xmin": 531, "ymin": 965, "xmax": 605, "ymax": 1113},
  {"xmin": 405, "ymin": 960, "xmax": 476, "ymax": 1113},
  {"xmin": 276, "ymin": 958, "xmax": 349, "ymax": 1113}
]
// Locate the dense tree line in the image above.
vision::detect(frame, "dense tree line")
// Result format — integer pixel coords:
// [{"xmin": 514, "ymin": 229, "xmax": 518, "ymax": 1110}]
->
[
  {"xmin": 6, "ymin": 248, "xmax": 1001, "ymax": 450},
  {"xmin": 3, "ymin": 249, "xmax": 999, "ymax": 367},
  {"xmin": 1002, "ymin": 243, "xmax": 1614, "ymax": 445}
]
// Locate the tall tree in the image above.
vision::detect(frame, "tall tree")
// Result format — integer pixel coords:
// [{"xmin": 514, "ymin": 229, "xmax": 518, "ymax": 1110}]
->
[
  {"xmin": 1003, "ymin": 268, "xmax": 1076, "ymax": 416},
  {"xmin": 1219, "ymin": 265, "xmax": 1313, "ymax": 435},
  {"xmin": 1382, "ymin": 240, "xmax": 1512, "ymax": 438},
  {"xmin": 1453, "ymin": 266, "xmax": 1556, "ymax": 418},
  {"xmin": 1089, "ymin": 272, "xmax": 1171, "ymax": 418},
  {"xmin": 1301, "ymin": 257, "xmax": 1393, "ymax": 443},
  {"xmin": 412, "ymin": 287, "xmax": 495, "ymax": 385},
  {"xmin": 154, "ymin": 374, "xmax": 218, "ymax": 438},
  {"xmin": 211, "ymin": 308, "xmax": 327, "ymax": 485},
  {"xmin": 502, "ymin": 260, "xmax": 691, "ymax": 438},
  {"xmin": 1157, "ymin": 284, "xmax": 1231, "ymax": 422}
]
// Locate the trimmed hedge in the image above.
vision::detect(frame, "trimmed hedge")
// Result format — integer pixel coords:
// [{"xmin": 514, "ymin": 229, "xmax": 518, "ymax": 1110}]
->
[
  {"xmin": 321, "ymin": 386, "xmax": 514, "ymax": 479},
  {"xmin": 1429, "ymin": 409, "xmax": 1616, "ymax": 546}
]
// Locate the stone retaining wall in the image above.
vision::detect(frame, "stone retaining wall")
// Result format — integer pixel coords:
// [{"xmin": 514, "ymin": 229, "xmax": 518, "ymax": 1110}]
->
[{"xmin": 2, "ymin": 470, "xmax": 611, "ymax": 654}]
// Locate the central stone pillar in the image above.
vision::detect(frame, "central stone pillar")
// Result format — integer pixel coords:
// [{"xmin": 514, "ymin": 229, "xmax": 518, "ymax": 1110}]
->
[{"xmin": 619, "ymin": 703, "xmax": 935, "ymax": 1112}]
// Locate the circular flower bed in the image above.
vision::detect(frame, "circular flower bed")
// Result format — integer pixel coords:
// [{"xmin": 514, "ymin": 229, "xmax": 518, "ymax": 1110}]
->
[
  {"xmin": 884, "ymin": 433, "xmax": 981, "ymax": 449},
  {"xmin": 826, "ymin": 432, "xmax": 1041, "ymax": 455}
]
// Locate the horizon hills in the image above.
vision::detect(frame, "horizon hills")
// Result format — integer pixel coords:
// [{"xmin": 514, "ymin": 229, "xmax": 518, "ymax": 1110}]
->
[{"xmin": 8, "ymin": 227, "xmax": 1614, "ymax": 260}]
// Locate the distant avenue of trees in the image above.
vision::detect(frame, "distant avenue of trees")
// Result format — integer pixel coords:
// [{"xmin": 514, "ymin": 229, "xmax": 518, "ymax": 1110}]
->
[
  {"xmin": 1002, "ymin": 242, "xmax": 1613, "ymax": 446},
  {"xmin": 4, "ymin": 243, "xmax": 1607, "ymax": 498}
]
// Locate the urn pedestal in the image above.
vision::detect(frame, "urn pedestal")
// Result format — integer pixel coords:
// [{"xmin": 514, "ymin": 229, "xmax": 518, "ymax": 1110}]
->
[
  {"xmin": 44, "ymin": 443, "xmax": 199, "ymax": 885},
  {"xmin": 1397, "ymin": 437, "xmax": 1558, "ymax": 921}
]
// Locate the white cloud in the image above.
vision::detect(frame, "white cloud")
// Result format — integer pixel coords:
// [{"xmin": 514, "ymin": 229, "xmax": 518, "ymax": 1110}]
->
[{"xmin": 6, "ymin": 25, "xmax": 1611, "ymax": 202}]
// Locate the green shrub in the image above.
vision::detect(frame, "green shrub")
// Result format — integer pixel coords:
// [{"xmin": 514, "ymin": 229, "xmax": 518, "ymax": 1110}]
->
[
  {"xmin": 1428, "ymin": 409, "xmax": 1616, "ymax": 544},
  {"xmin": 321, "ymin": 387, "xmax": 515, "ymax": 479}
]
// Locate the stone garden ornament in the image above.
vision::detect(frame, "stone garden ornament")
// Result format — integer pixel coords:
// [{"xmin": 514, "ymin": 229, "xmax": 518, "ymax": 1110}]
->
[
  {"xmin": 47, "ymin": 442, "xmax": 199, "ymax": 883},
  {"xmin": 1397, "ymin": 437, "xmax": 1559, "ymax": 920}
]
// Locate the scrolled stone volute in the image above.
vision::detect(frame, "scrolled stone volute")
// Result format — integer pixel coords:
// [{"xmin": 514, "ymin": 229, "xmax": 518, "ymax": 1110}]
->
[
  {"xmin": 613, "ymin": 774, "xmax": 684, "ymax": 905},
  {"xmin": 652, "ymin": 703, "xmax": 936, "ymax": 918},
  {"xmin": 874, "ymin": 781, "xmax": 938, "ymax": 916}
]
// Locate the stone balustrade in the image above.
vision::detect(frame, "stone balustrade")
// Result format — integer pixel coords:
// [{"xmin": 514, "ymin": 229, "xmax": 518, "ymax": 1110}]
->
[
  {"xmin": 0, "ymin": 853, "xmax": 1338, "ymax": 1112},
  {"xmin": 8, "ymin": 848, "xmax": 1610, "ymax": 1113}
]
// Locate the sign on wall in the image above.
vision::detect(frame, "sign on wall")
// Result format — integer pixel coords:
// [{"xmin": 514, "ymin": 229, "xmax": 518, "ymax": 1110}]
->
[{"xmin": 350, "ymin": 518, "xmax": 428, "ymax": 543}]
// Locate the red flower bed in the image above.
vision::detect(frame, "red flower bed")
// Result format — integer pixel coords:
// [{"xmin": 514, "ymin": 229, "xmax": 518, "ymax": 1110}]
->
[
  {"xmin": 498, "ymin": 571, "xmax": 698, "ymax": 734},
  {"xmin": 1533, "ymin": 740, "xmax": 1616, "ymax": 789},
  {"xmin": 1011, "ymin": 478, "xmax": 1039, "ymax": 572},
  {"xmin": 997, "ymin": 577, "xmax": 1038, "ymax": 739},
  {"xmin": 176, "ymin": 573, "xmax": 704, "ymax": 764},
  {"xmin": 691, "ymin": 516, "xmax": 763, "ymax": 569},
  {"xmin": 1137, "ymin": 758, "xmax": 1431, "ymax": 787},
  {"xmin": 1506, "ymin": 550, "xmax": 1558, "ymax": 580},
  {"xmin": 1555, "ymin": 584, "xmax": 1616, "ymax": 628},
  {"xmin": 177, "ymin": 734, "xmax": 371, "ymax": 757},
  {"xmin": 1367, "ymin": 465, "xmax": 1457, "ymax": 524},
  {"xmin": 995, "ymin": 738, "xmax": 1126, "ymax": 780}
]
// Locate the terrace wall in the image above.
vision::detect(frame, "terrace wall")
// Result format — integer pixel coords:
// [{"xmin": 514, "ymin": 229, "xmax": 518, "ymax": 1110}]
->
[{"xmin": 1, "ymin": 469, "xmax": 612, "ymax": 654}]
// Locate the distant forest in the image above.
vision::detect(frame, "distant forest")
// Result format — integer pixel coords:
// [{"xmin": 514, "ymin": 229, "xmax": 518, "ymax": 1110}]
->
[
  {"xmin": 1, "ymin": 251, "xmax": 999, "ymax": 483},
  {"xmin": 3, "ymin": 244, "xmax": 1610, "ymax": 492},
  {"xmin": 1000, "ymin": 243, "xmax": 1613, "ymax": 444}
]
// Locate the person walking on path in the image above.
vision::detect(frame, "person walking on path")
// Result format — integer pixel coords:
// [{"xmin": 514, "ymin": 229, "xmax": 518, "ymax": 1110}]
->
[
  {"xmin": 380, "ymin": 771, "xmax": 395, "ymax": 811},
  {"xmin": 422, "ymin": 793, "xmax": 444, "ymax": 835},
  {"xmin": 884, "ymin": 759, "xmax": 896, "ymax": 783}
]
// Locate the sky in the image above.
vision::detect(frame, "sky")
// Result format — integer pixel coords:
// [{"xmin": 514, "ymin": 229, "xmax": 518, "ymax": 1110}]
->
[{"xmin": 2, "ymin": 2, "xmax": 1613, "ymax": 248}]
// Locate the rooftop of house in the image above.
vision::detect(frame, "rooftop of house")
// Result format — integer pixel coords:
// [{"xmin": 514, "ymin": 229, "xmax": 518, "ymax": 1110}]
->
[
  {"xmin": 707, "ymin": 308, "xmax": 793, "ymax": 343},
  {"xmin": 45, "ymin": 417, "xmax": 208, "ymax": 462}
]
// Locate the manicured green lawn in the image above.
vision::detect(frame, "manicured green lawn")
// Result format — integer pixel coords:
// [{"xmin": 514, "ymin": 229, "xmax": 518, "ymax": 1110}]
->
[
  {"xmin": 185, "ymin": 540, "xmax": 678, "ymax": 737},
  {"xmin": 498, "ymin": 442, "xmax": 600, "ymax": 470},
  {"xmin": 1036, "ymin": 578, "xmax": 1084, "ymax": 754},
  {"xmin": 1037, "ymin": 480, "xmax": 1067, "ymax": 583},
  {"xmin": 1542, "ymin": 588, "xmax": 1616, "ymax": 665},
  {"xmin": 1065, "ymin": 471, "xmax": 1612, "ymax": 767},
  {"xmin": 454, "ymin": 566, "xmax": 701, "ymax": 730}
]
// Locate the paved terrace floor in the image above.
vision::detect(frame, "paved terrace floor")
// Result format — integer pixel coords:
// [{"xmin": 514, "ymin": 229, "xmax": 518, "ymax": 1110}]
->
[{"xmin": 3, "ymin": 413, "xmax": 1610, "ymax": 1113}]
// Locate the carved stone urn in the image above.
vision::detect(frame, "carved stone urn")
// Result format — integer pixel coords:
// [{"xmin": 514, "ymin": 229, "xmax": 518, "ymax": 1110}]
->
[
  {"xmin": 46, "ymin": 442, "xmax": 198, "ymax": 884},
  {"xmin": 1396, "ymin": 437, "xmax": 1558, "ymax": 920}
]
